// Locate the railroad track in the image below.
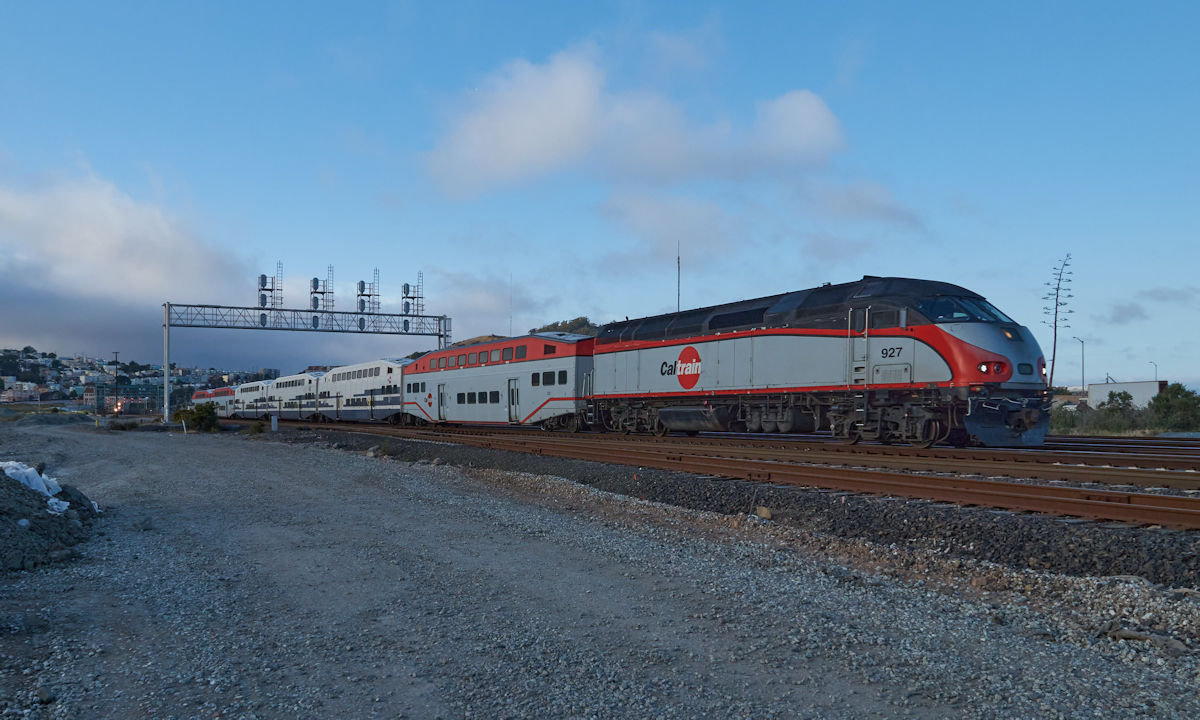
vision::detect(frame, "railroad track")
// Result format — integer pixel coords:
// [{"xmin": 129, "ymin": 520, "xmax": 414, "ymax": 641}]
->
[{"xmin": 237, "ymin": 420, "xmax": 1200, "ymax": 530}]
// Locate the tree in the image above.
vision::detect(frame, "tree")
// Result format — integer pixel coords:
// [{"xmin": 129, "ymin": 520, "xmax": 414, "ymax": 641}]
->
[
  {"xmin": 1147, "ymin": 383, "xmax": 1200, "ymax": 431},
  {"xmin": 21, "ymin": 346, "xmax": 36, "ymax": 355},
  {"xmin": 1042, "ymin": 253, "xmax": 1074, "ymax": 388},
  {"xmin": 1090, "ymin": 390, "xmax": 1138, "ymax": 433},
  {"xmin": 173, "ymin": 402, "xmax": 220, "ymax": 431}
]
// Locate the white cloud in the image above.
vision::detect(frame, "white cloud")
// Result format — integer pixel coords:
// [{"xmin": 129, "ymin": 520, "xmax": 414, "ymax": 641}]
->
[
  {"xmin": 750, "ymin": 91, "xmax": 844, "ymax": 166},
  {"xmin": 0, "ymin": 172, "xmax": 255, "ymax": 364},
  {"xmin": 818, "ymin": 181, "xmax": 922, "ymax": 229},
  {"xmin": 428, "ymin": 49, "xmax": 605, "ymax": 195},
  {"xmin": 426, "ymin": 268, "xmax": 548, "ymax": 340},
  {"xmin": 647, "ymin": 17, "xmax": 722, "ymax": 73},
  {"xmin": 0, "ymin": 174, "xmax": 246, "ymax": 306},
  {"xmin": 600, "ymin": 191, "xmax": 736, "ymax": 268},
  {"xmin": 1136, "ymin": 286, "xmax": 1199, "ymax": 303},
  {"xmin": 428, "ymin": 49, "xmax": 845, "ymax": 194},
  {"xmin": 1095, "ymin": 302, "xmax": 1149, "ymax": 325}
]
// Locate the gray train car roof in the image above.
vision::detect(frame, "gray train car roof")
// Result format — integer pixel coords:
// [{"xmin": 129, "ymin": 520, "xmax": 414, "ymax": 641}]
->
[{"xmin": 596, "ymin": 276, "xmax": 982, "ymax": 344}]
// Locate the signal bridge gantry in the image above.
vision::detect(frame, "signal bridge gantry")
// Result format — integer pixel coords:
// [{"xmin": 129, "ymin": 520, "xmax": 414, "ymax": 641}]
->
[{"xmin": 161, "ymin": 265, "xmax": 451, "ymax": 423}]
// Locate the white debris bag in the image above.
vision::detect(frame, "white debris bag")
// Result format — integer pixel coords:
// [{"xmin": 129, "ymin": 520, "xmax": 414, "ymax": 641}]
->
[{"xmin": 2, "ymin": 461, "xmax": 70, "ymax": 514}]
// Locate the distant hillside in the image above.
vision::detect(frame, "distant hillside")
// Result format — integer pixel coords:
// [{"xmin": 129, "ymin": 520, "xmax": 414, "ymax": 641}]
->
[
  {"xmin": 528, "ymin": 317, "xmax": 600, "ymax": 336},
  {"xmin": 449, "ymin": 334, "xmax": 509, "ymax": 348}
]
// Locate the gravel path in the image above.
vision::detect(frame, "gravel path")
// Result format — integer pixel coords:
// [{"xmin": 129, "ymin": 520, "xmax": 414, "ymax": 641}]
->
[{"xmin": 2, "ymin": 423, "xmax": 1200, "ymax": 719}]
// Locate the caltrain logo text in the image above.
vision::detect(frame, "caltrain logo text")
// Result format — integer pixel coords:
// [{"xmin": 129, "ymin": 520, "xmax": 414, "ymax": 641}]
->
[{"xmin": 661, "ymin": 346, "xmax": 702, "ymax": 390}]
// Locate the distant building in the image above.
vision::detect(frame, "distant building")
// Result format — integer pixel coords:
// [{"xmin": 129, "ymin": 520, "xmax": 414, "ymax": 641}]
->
[{"xmin": 1086, "ymin": 381, "xmax": 1167, "ymax": 409}]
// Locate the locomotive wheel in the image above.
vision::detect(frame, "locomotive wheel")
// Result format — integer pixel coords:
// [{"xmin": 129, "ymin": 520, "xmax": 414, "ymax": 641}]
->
[
  {"xmin": 914, "ymin": 419, "xmax": 945, "ymax": 449},
  {"xmin": 652, "ymin": 417, "xmax": 668, "ymax": 437},
  {"xmin": 566, "ymin": 414, "xmax": 582, "ymax": 433}
]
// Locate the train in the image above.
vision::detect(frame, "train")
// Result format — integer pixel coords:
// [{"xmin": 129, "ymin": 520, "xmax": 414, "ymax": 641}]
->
[{"xmin": 197, "ymin": 275, "xmax": 1051, "ymax": 447}]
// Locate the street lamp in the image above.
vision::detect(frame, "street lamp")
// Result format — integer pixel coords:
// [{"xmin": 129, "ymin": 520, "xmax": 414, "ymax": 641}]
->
[
  {"xmin": 1072, "ymin": 337, "xmax": 1085, "ymax": 393},
  {"xmin": 1149, "ymin": 360, "xmax": 1158, "ymax": 382}
]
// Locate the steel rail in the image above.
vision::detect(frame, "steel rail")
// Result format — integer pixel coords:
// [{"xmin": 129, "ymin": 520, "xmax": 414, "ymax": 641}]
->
[
  {"xmin": 373, "ymin": 427, "xmax": 1200, "ymax": 529},
  {"xmin": 394, "ymin": 423, "xmax": 1200, "ymax": 474},
  {"xmin": 261, "ymin": 421, "xmax": 1200, "ymax": 529}
]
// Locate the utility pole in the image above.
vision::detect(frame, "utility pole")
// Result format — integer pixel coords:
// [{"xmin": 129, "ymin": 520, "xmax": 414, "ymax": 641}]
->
[
  {"xmin": 1150, "ymin": 360, "xmax": 1158, "ymax": 382},
  {"xmin": 1072, "ymin": 337, "xmax": 1085, "ymax": 393},
  {"xmin": 676, "ymin": 239, "xmax": 681, "ymax": 312},
  {"xmin": 111, "ymin": 351, "xmax": 120, "ymax": 416}
]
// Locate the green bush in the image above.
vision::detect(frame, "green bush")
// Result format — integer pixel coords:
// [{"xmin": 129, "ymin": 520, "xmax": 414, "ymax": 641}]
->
[
  {"xmin": 247, "ymin": 421, "xmax": 265, "ymax": 435},
  {"xmin": 1146, "ymin": 383, "xmax": 1200, "ymax": 431},
  {"xmin": 173, "ymin": 402, "xmax": 221, "ymax": 432}
]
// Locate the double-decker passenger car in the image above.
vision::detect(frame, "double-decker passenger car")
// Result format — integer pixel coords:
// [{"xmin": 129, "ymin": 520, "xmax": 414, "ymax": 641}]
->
[
  {"xmin": 317, "ymin": 359, "xmax": 407, "ymax": 422},
  {"xmin": 257, "ymin": 371, "xmax": 326, "ymax": 420},
  {"xmin": 400, "ymin": 332, "xmax": 593, "ymax": 430},
  {"xmin": 229, "ymin": 381, "xmax": 270, "ymax": 418}
]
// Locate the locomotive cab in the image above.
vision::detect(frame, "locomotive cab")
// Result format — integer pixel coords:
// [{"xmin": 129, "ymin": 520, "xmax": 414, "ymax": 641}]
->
[{"xmin": 899, "ymin": 291, "xmax": 1050, "ymax": 446}]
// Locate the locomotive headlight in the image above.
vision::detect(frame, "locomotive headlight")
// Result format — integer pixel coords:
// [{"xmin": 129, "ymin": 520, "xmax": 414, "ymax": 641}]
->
[
  {"xmin": 992, "ymin": 362, "xmax": 1006, "ymax": 374},
  {"xmin": 977, "ymin": 362, "xmax": 990, "ymax": 374}
]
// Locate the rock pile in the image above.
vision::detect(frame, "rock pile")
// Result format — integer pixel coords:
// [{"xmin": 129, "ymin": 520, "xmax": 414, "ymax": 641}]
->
[{"xmin": 1, "ymin": 462, "xmax": 99, "ymax": 571}]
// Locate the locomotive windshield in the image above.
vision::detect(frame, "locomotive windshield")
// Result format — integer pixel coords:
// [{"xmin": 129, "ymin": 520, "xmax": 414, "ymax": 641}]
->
[{"xmin": 915, "ymin": 297, "xmax": 1013, "ymax": 324}]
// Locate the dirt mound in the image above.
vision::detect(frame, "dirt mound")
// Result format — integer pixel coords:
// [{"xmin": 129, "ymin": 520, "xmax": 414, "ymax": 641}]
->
[{"xmin": 1, "ymin": 463, "xmax": 99, "ymax": 571}]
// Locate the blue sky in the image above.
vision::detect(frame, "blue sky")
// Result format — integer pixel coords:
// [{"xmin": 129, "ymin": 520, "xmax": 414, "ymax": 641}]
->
[{"xmin": 1, "ymin": 1, "xmax": 1196, "ymax": 387}]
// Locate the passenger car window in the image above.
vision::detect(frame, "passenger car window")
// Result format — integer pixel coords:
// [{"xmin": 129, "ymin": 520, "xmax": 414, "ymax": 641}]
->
[
  {"xmin": 544, "ymin": 344, "xmax": 556, "ymax": 355},
  {"xmin": 558, "ymin": 370, "xmax": 567, "ymax": 385},
  {"xmin": 531, "ymin": 373, "xmax": 540, "ymax": 386},
  {"xmin": 502, "ymin": 347, "xmax": 513, "ymax": 361},
  {"xmin": 478, "ymin": 391, "xmax": 488, "ymax": 404},
  {"xmin": 457, "ymin": 392, "xmax": 465, "ymax": 403},
  {"xmin": 489, "ymin": 390, "xmax": 500, "ymax": 403},
  {"xmin": 491, "ymin": 349, "xmax": 501, "ymax": 362},
  {"xmin": 468, "ymin": 353, "xmax": 477, "ymax": 364},
  {"xmin": 458, "ymin": 354, "xmax": 466, "ymax": 366},
  {"xmin": 515, "ymin": 346, "xmax": 527, "ymax": 359},
  {"xmin": 542, "ymin": 371, "xmax": 554, "ymax": 386}
]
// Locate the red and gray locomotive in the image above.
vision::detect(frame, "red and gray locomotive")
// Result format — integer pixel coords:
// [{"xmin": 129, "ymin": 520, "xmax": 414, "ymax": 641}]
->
[{"xmin": 590, "ymin": 276, "xmax": 1049, "ymax": 447}]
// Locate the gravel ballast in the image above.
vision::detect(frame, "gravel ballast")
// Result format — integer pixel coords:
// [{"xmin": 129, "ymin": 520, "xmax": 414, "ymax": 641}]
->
[{"xmin": 1, "ymin": 422, "xmax": 1199, "ymax": 718}]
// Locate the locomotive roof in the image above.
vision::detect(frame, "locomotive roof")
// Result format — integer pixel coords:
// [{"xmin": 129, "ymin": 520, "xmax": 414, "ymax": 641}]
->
[{"xmin": 597, "ymin": 275, "xmax": 985, "ymax": 344}]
